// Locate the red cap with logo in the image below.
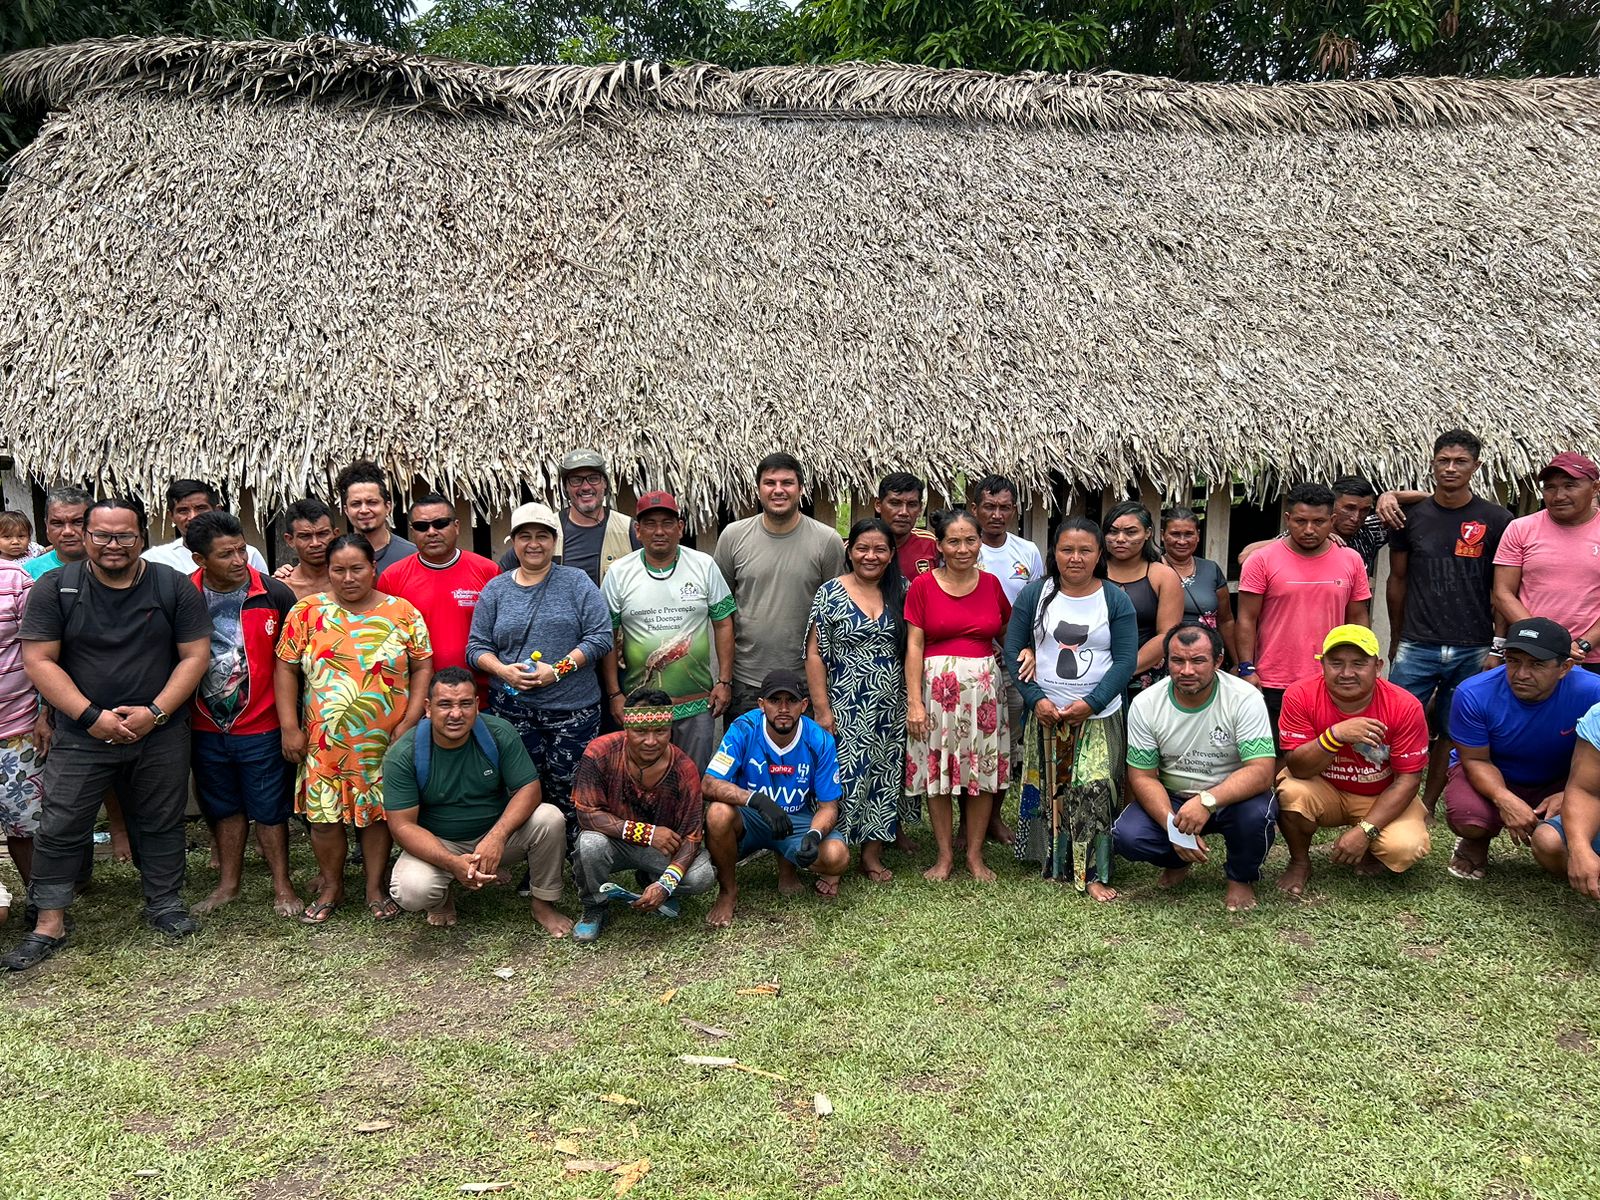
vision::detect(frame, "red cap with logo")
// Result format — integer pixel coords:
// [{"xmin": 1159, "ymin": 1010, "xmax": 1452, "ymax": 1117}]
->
[
  {"xmin": 635, "ymin": 490, "xmax": 681, "ymax": 517},
  {"xmin": 1537, "ymin": 452, "xmax": 1600, "ymax": 482}
]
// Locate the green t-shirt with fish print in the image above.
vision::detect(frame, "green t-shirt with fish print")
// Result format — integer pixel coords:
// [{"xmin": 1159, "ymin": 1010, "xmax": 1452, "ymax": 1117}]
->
[{"xmin": 601, "ymin": 546, "xmax": 737, "ymax": 719}]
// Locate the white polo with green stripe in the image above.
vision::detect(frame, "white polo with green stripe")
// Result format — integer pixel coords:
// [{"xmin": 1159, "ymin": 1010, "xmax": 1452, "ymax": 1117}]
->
[{"xmin": 1125, "ymin": 673, "xmax": 1277, "ymax": 793}]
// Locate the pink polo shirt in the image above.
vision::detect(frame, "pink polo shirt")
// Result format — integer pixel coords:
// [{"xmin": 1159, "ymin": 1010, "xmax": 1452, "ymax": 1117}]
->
[{"xmin": 1494, "ymin": 510, "xmax": 1600, "ymax": 663}]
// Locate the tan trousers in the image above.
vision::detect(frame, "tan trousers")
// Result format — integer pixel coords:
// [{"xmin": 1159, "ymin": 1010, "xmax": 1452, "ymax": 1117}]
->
[
  {"xmin": 1275, "ymin": 772, "xmax": 1431, "ymax": 872},
  {"xmin": 390, "ymin": 804, "xmax": 566, "ymax": 911}
]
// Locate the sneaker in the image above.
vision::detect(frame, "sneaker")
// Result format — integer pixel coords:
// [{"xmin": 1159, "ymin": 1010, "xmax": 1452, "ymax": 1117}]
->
[
  {"xmin": 147, "ymin": 910, "xmax": 200, "ymax": 939},
  {"xmin": 573, "ymin": 910, "xmax": 606, "ymax": 943},
  {"xmin": 2, "ymin": 930, "xmax": 69, "ymax": 972}
]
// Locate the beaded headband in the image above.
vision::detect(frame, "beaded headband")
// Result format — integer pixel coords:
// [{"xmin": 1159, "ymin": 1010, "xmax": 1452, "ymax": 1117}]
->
[{"xmin": 621, "ymin": 705, "xmax": 674, "ymax": 730}]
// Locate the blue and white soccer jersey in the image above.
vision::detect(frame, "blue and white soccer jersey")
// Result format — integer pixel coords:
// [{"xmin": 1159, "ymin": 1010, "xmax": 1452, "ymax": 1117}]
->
[{"xmin": 708, "ymin": 710, "xmax": 845, "ymax": 861}]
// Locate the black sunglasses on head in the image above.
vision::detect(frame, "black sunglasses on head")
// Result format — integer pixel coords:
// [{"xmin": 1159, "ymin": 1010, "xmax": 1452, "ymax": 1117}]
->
[{"xmin": 411, "ymin": 517, "xmax": 457, "ymax": 531}]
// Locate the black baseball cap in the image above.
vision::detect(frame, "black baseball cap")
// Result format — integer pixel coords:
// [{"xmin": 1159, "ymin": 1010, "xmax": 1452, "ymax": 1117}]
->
[
  {"xmin": 759, "ymin": 668, "xmax": 807, "ymax": 700},
  {"xmin": 1504, "ymin": 617, "xmax": 1572, "ymax": 661}
]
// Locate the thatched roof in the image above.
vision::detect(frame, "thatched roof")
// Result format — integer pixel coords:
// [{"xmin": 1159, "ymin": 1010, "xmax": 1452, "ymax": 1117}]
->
[{"xmin": 3, "ymin": 36, "xmax": 1599, "ymax": 517}]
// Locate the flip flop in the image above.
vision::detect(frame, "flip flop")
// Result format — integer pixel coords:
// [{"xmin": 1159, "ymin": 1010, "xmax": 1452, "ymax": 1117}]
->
[
  {"xmin": 1446, "ymin": 838, "xmax": 1488, "ymax": 882},
  {"xmin": 298, "ymin": 900, "xmax": 338, "ymax": 925},
  {"xmin": 368, "ymin": 898, "xmax": 404, "ymax": 923}
]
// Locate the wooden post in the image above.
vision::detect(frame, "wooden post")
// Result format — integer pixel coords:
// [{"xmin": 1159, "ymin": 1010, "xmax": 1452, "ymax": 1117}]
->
[{"xmin": 1204, "ymin": 484, "xmax": 1231, "ymax": 567}]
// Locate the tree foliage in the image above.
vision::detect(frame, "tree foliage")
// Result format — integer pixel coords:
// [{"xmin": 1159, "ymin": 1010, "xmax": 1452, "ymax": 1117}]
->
[
  {"xmin": 796, "ymin": 0, "xmax": 1600, "ymax": 80},
  {"xmin": 407, "ymin": 0, "xmax": 799, "ymax": 67}
]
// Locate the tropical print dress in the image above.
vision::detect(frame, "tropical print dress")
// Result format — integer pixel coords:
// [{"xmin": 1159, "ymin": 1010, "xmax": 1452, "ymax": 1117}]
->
[
  {"xmin": 809, "ymin": 579, "xmax": 906, "ymax": 843},
  {"xmin": 275, "ymin": 594, "xmax": 433, "ymax": 827}
]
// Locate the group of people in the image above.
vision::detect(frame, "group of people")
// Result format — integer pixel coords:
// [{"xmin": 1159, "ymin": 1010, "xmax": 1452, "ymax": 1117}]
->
[{"xmin": 2, "ymin": 430, "xmax": 1599, "ymax": 972}]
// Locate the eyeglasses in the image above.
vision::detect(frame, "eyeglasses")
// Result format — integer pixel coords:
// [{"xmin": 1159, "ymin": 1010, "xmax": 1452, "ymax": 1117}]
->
[
  {"xmin": 87, "ymin": 531, "xmax": 140, "ymax": 547},
  {"xmin": 410, "ymin": 517, "xmax": 457, "ymax": 532},
  {"xmin": 566, "ymin": 474, "xmax": 605, "ymax": 488}
]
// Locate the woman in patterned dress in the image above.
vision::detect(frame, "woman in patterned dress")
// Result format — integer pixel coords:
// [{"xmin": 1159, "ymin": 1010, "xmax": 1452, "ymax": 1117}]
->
[
  {"xmin": 804, "ymin": 517, "xmax": 907, "ymax": 888},
  {"xmin": 275, "ymin": 535, "xmax": 433, "ymax": 923},
  {"xmin": 904, "ymin": 508, "xmax": 1012, "ymax": 883}
]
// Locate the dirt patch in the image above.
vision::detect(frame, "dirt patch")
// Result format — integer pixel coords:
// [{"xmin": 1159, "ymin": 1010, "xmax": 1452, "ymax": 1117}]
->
[
  {"xmin": 884, "ymin": 1133, "xmax": 923, "ymax": 1164},
  {"xmin": 1291, "ymin": 983, "xmax": 1323, "ymax": 1006},
  {"xmin": 1555, "ymin": 1027, "xmax": 1596, "ymax": 1055},
  {"xmin": 1396, "ymin": 911, "xmax": 1423, "ymax": 930},
  {"xmin": 246, "ymin": 1156, "xmax": 333, "ymax": 1200},
  {"xmin": 1151, "ymin": 1004, "xmax": 1188, "ymax": 1028},
  {"xmin": 121, "ymin": 1113, "xmax": 176, "ymax": 1137},
  {"xmin": 1362, "ymin": 1190, "xmax": 1402, "ymax": 1200},
  {"xmin": 900, "ymin": 1071, "xmax": 959, "ymax": 1095},
  {"xmin": 1482, "ymin": 1184, "xmax": 1535, "ymax": 1200},
  {"xmin": 1278, "ymin": 929, "xmax": 1317, "ymax": 949},
  {"xmin": 1401, "ymin": 943, "xmax": 1441, "ymax": 961}
]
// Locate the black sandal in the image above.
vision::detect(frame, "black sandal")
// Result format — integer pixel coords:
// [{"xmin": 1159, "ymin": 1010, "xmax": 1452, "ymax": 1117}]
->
[{"xmin": 2, "ymin": 930, "xmax": 69, "ymax": 973}]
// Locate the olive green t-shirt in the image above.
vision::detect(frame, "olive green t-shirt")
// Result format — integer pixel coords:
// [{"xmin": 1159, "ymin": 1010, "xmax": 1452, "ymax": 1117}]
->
[{"xmin": 382, "ymin": 713, "xmax": 538, "ymax": 842}]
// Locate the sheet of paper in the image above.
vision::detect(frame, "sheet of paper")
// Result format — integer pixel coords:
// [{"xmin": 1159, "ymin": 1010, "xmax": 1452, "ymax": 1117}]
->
[{"xmin": 1166, "ymin": 813, "xmax": 1200, "ymax": 850}]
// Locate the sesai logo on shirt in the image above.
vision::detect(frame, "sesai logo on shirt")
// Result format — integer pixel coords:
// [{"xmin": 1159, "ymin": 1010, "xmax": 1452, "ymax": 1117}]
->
[
  {"xmin": 1454, "ymin": 521, "xmax": 1487, "ymax": 559},
  {"xmin": 1209, "ymin": 725, "xmax": 1229, "ymax": 748}
]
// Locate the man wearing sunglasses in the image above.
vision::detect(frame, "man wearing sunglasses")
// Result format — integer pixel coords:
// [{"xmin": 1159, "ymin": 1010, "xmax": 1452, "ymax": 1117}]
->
[
  {"xmin": 6, "ymin": 497, "xmax": 211, "ymax": 971},
  {"xmin": 496, "ymin": 449, "xmax": 638, "ymax": 586},
  {"xmin": 380, "ymin": 495, "xmax": 499, "ymax": 688}
]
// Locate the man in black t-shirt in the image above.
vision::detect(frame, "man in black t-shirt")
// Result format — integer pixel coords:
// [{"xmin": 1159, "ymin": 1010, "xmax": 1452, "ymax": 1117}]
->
[
  {"xmin": 3, "ymin": 498, "xmax": 211, "ymax": 972},
  {"xmin": 1380, "ymin": 429, "xmax": 1514, "ymax": 815}
]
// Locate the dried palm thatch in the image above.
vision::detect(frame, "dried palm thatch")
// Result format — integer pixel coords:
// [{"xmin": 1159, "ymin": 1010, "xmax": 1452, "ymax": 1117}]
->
[{"xmin": 2, "ymin": 36, "xmax": 1599, "ymax": 518}]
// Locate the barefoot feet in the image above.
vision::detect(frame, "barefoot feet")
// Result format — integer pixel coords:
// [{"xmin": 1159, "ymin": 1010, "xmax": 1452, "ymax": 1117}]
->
[
  {"xmin": 1223, "ymin": 880, "xmax": 1257, "ymax": 912},
  {"xmin": 531, "ymin": 898, "xmax": 573, "ymax": 938},
  {"xmin": 1277, "ymin": 858, "xmax": 1312, "ymax": 898}
]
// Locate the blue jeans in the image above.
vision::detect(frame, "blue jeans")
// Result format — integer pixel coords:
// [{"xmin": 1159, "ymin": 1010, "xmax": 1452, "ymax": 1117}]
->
[
  {"xmin": 1113, "ymin": 787, "xmax": 1278, "ymax": 883},
  {"xmin": 1389, "ymin": 641, "xmax": 1488, "ymax": 729},
  {"xmin": 192, "ymin": 729, "xmax": 292, "ymax": 825}
]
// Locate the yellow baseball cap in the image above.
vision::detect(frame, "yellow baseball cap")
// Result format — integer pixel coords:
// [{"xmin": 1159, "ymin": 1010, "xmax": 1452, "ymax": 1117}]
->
[{"xmin": 1317, "ymin": 625, "xmax": 1380, "ymax": 658}]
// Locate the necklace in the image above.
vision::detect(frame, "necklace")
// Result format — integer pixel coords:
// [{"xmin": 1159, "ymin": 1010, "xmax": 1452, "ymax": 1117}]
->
[
  {"xmin": 626, "ymin": 750, "xmax": 668, "ymax": 791},
  {"xmin": 644, "ymin": 552, "xmax": 680, "ymax": 581},
  {"xmin": 1165, "ymin": 556, "xmax": 1199, "ymax": 586}
]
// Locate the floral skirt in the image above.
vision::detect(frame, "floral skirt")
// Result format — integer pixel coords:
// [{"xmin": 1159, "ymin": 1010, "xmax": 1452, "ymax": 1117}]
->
[
  {"xmin": 905, "ymin": 654, "xmax": 1010, "ymax": 799},
  {"xmin": 0, "ymin": 733, "xmax": 45, "ymax": 838}
]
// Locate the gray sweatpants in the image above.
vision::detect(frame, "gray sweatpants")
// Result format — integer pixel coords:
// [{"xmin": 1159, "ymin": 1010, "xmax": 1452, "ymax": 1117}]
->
[{"xmin": 572, "ymin": 830, "xmax": 715, "ymax": 916}]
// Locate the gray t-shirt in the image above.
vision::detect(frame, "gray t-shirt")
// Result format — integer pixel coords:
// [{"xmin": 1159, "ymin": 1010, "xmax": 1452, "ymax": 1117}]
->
[
  {"xmin": 495, "ymin": 511, "xmax": 640, "ymax": 585},
  {"xmin": 373, "ymin": 533, "xmax": 417, "ymax": 577},
  {"xmin": 713, "ymin": 515, "xmax": 845, "ymax": 687}
]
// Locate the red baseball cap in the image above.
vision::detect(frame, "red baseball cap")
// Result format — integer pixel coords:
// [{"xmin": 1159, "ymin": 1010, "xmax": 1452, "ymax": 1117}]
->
[
  {"xmin": 1538, "ymin": 452, "xmax": 1600, "ymax": 482},
  {"xmin": 635, "ymin": 490, "xmax": 680, "ymax": 517}
]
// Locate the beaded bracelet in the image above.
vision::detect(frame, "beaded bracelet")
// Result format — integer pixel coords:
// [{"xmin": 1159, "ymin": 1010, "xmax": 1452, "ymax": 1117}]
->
[
  {"xmin": 622, "ymin": 820, "xmax": 657, "ymax": 846},
  {"xmin": 554, "ymin": 655, "xmax": 579, "ymax": 679},
  {"xmin": 657, "ymin": 863, "xmax": 685, "ymax": 896},
  {"xmin": 1318, "ymin": 729, "xmax": 1346, "ymax": 753}
]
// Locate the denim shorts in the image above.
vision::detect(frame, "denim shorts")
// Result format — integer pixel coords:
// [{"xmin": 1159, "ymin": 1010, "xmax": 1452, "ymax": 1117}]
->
[
  {"xmin": 1541, "ymin": 815, "xmax": 1600, "ymax": 855},
  {"xmin": 737, "ymin": 803, "xmax": 844, "ymax": 866},
  {"xmin": 1389, "ymin": 641, "xmax": 1488, "ymax": 729},
  {"xmin": 192, "ymin": 729, "xmax": 293, "ymax": 824}
]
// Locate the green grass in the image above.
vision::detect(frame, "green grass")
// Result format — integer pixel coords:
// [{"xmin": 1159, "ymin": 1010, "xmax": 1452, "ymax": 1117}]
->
[{"xmin": 1, "ymin": 829, "xmax": 1598, "ymax": 1200}]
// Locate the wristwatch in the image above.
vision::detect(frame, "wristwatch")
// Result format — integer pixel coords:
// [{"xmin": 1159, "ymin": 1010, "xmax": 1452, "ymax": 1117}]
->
[
  {"xmin": 1359, "ymin": 820, "xmax": 1382, "ymax": 841},
  {"xmin": 147, "ymin": 703, "xmax": 169, "ymax": 727},
  {"xmin": 1579, "ymin": 638, "xmax": 1594, "ymax": 656},
  {"xmin": 1198, "ymin": 791, "xmax": 1218, "ymax": 813}
]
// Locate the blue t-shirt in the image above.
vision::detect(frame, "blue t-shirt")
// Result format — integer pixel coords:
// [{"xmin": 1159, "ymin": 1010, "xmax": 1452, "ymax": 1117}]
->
[
  {"xmin": 1575, "ymin": 702, "xmax": 1600, "ymax": 753},
  {"xmin": 706, "ymin": 709, "xmax": 843, "ymax": 814},
  {"xmin": 1448, "ymin": 666, "xmax": 1600, "ymax": 785}
]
